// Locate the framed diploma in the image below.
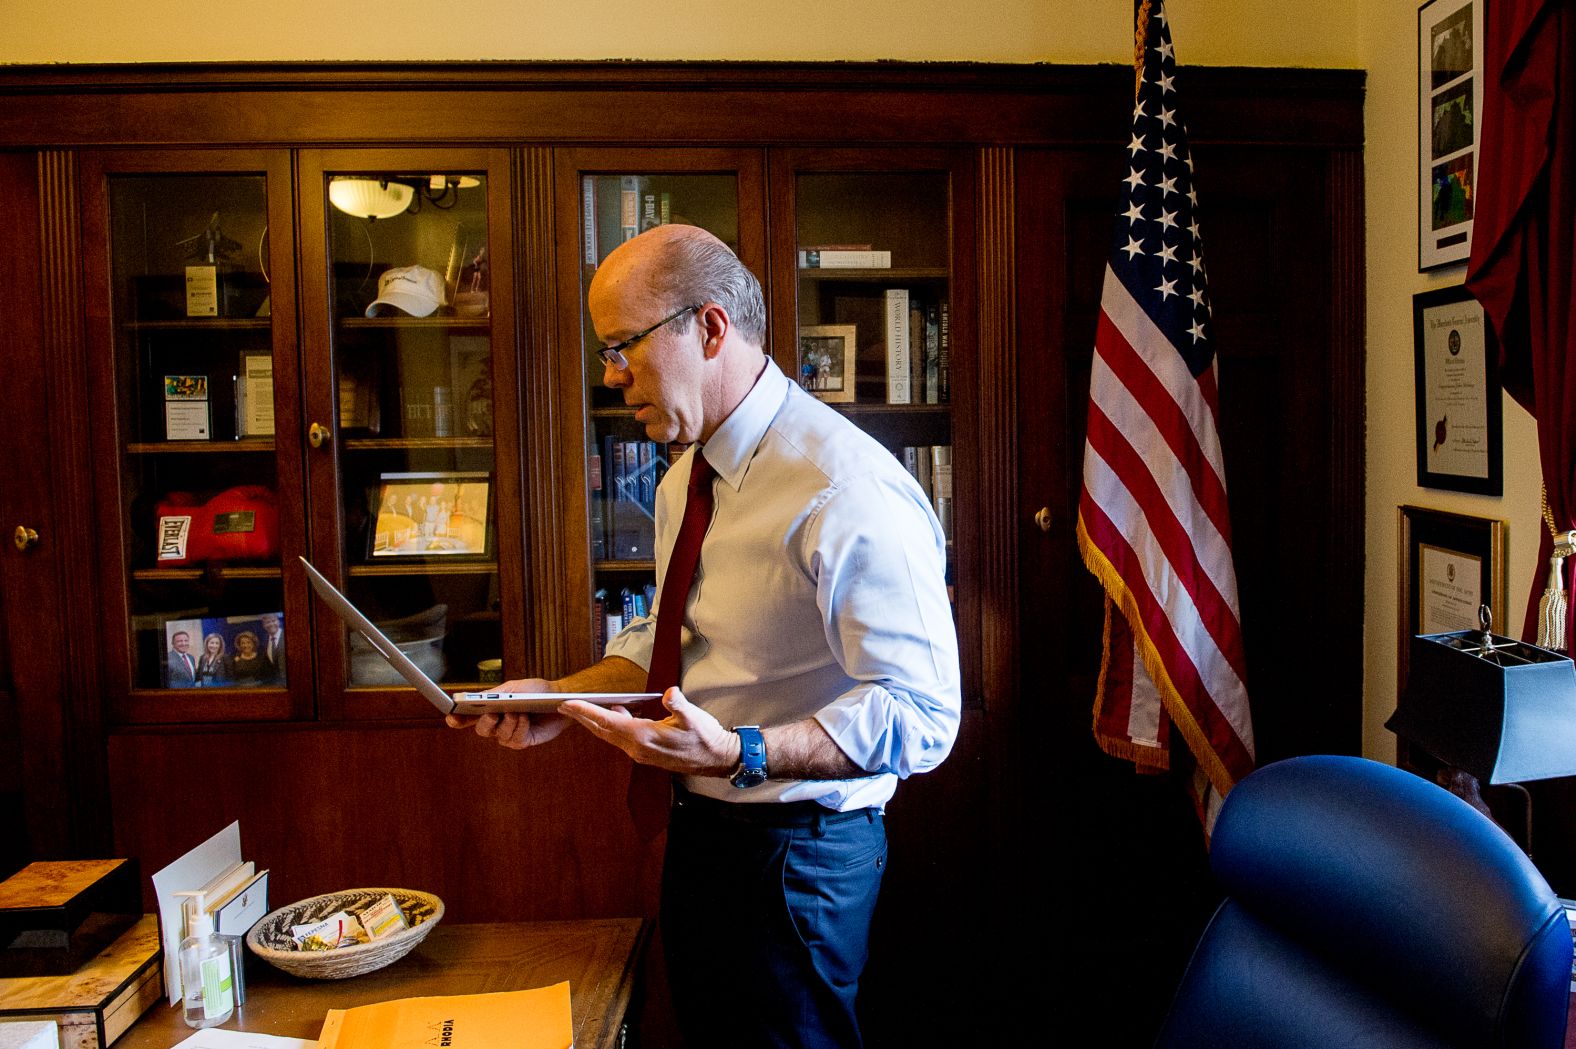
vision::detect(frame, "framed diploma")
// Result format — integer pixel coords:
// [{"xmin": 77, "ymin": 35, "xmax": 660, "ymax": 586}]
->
[
  {"xmin": 1412, "ymin": 285, "xmax": 1501, "ymax": 495},
  {"xmin": 1397, "ymin": 504, "xmax": 1505, "ymax": 690}
]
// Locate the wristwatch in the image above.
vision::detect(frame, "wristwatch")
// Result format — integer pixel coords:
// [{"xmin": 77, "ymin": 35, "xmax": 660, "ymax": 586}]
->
[{"xmin": 730, "ymin": 725, "xmax": 768, "ymax": 789}]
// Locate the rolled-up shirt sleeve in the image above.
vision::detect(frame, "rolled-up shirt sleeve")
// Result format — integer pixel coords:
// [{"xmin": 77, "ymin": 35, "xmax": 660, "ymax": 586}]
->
[{"xmin": 805, "ymin": 472, "xmax": 962, "ymax": 778}]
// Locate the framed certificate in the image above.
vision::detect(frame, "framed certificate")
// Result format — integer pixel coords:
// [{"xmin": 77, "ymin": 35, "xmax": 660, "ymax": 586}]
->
[
  {"xmin": 1397, "ymin": 504, "xmax": 1505, "ymax": 690},
  {"xmin": 1412, "ymin": 285, "xmax": 1501, "ymax": 495}
]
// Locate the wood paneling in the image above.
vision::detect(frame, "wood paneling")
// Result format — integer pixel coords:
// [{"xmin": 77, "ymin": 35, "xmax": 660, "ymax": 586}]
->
[{"xmin": 108, "ymin": 724, "xmax": 656, "ymax": 922}]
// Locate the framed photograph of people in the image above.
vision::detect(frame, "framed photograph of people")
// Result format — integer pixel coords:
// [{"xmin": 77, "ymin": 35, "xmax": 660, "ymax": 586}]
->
[
  {"xmin": 1412, "ymin": 285, "xmax": 1501, "ymax": 494},
  {"xmin": 1418, "ymin": 0, "xmax": 1483, "ymax": 270},
  {"xmin": 1396, "ymin": 505, "xmax": 1505, "ymax": 690},
  {"xmin": 369, "ymin": 470, "xmax": 491, "ymax": 559},
  {"xmin": 162, "ymin": 612, "xmax": 286, "ymax": 688},
  {"xmin": 798, "ymin": 324, "xmax": 857, "ymax": 404}
]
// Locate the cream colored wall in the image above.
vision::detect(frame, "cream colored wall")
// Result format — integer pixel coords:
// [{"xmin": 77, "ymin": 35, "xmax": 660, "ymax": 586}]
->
[
  {"xmin": 6, "ymin": 0, "xmax": 1354, "ymax": 65},
  {"xmin": 1357, "ymin": 8, "xmax": 1543, "ymax": 764},
  {"xmin": 11, "ymin": 0, "xmax": 1525, "ymax": 768}
]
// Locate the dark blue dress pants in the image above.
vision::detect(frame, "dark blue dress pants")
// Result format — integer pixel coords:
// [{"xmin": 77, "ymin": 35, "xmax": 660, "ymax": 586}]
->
[{"xmin": 661, "ymin": 788, "xmax": 887, "ymax": 1049}]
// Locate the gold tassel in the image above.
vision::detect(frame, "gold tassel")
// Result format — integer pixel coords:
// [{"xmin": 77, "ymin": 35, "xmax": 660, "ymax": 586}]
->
[
  {"xmin": 1538, "ymin": 554, "xmax": 1569, "ymax": 650},
  {"xmin": 1537, "ymin": 485, "xmax": 1576, "ymax": 649}
]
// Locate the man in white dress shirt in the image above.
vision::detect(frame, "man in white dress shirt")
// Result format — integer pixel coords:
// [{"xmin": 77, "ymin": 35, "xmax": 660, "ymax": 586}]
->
[{"xmin": 448, "ymin": 224, "xmax": 960, "ymax": 1049}]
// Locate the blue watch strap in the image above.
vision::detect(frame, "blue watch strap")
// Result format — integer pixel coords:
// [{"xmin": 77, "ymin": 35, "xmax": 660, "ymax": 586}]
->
[{"xmin": 732, "ymin": 725, "xmax": 767, "ymax": 787}]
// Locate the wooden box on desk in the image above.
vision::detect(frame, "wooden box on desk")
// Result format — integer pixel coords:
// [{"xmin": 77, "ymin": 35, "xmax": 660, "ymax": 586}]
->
[
  {"xmin": 0, "ymin": 915, "xmax": 163, "ymax": 1049},
  {"xmin": 0, "ymin": 861, "xmax": 140, "ymax": 977}
]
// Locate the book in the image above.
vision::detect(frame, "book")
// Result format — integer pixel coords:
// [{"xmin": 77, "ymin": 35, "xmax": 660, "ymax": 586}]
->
[
  {"xmin": 901, "ymin": 446, "xmax": 932, "ymax": 498},
  {"xmin": 884, "ymin": 289, "xmax": 912, "ymax": 404},
  {"xmin": 581, "ymin": 176, "xmax": 597, "ymax": 265},
  {"xmin": 595, "ymin": 176, "xmax": 624, "ymax": 263},
  {"xmin": 930, "ymin": 445, "xmax": 953, "ymax": 540},
  {"xmin": 611, "ymin": 439, "xmax": 654, "ymax": 559},
  {"xmin": 909, "ymin": 301, "xmax": 925, "ymax": 402},
  {"xmin": 589, "ymin": 439, "xmax": 605, "ymax": 560},
  {"xmin": 641, "ymin": 192, "xmax": 660, "ymax": 232},
  {"xmin": 937, "ymin": 299, "xmax": 951, "ymax": 403},
  {"xmin": 316, "ymin": 983, "xmax": 572, "ymax": 1049},
  {"xmin": 602, "ymin": 435, "xmax": 621, "ymax": 559},
  {"xmin": 799, "ymin": 249, "xmax": 891, "ymax": 269},
  {"xmin": 619, "ymin": 176, "xmax": 642, "ymax": 242},
  {"xmin": 922, "ymin": 301, "xmax": 941, "ymax": 405},
  {"xmin": 637, "ymin": 441, "xmax": 656, "ymax": 519}
]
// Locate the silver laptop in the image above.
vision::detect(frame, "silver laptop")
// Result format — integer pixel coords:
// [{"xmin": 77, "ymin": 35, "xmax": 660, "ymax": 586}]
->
[{"xmin": 299, "ymin": 556, "xmax": 658, "ymax": 715}]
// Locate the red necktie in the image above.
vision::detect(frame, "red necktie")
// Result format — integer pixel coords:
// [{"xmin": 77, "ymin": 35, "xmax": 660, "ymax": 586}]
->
[{"xmin": 628, "ymin": 451, "xmax": 717, "ymax": 839}]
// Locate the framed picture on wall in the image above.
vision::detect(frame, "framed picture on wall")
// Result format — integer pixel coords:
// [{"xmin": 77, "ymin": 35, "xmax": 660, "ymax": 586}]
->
[
  {"xmin": 1418, "ymin": 0, "xmax": 1483, "ymax": 270},
  {"xmin": 1412, "ymin": 285, "xmax": 1501, "ymax": 494},
  {"xmin": 1396, "ymin": 504, "xmax": 1505, "ymax": 690}
]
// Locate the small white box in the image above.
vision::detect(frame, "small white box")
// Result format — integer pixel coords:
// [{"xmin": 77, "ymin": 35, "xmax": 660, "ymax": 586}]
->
[{"xmin": 0, "ymin": 1021, "xmax": 58, "ymax": 1049}]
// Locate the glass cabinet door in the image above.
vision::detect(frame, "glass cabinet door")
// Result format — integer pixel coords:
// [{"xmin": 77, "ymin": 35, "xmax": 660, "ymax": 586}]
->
[
  {"xmin": 554, "ymin": 149, "xmax": 767, "ymax": 667},
  {"xmin": 81, "ymin": 151, "xmax": 307, "ymax": 724},
  {"xmin": 298, "ymin": 149, "xmax": 519, "ymax": 719},
  {"xmin": 768, "ymin": 149, "xmax": 975, "ymax": 664}
]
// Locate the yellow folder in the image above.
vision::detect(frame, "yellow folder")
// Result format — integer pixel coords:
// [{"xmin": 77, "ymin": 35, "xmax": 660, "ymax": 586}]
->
[{"xmin": 316, "ymin": 982, "xmax": 572, "ymax": 1049}]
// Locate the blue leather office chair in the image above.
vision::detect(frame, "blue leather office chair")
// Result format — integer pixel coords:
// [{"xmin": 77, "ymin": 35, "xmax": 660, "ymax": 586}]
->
[{"xmin": 1153, "ymin": 755, "xmax": 1572, "ymax": 1048}]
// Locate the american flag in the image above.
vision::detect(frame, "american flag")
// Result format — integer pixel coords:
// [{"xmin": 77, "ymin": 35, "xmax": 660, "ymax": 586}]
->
[{"xmin": 1076, "ymin": 0, "xmax": 1256, "ymax": 828}]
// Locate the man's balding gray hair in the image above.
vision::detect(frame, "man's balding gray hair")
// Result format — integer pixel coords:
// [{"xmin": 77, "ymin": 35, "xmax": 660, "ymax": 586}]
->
[{"xmin": 648, "ymin": 226, "xmax": 767, "ymax": 345}]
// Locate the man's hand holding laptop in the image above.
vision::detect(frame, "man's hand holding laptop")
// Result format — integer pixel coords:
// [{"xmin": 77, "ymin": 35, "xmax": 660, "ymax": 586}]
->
[{"xmin": 445, "ymin": 676, "xmax": 573, "ymax": 750}]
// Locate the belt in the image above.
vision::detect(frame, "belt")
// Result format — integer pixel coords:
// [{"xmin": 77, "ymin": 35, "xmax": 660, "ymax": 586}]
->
[{"xmin": 672, "ymin": 783, "xmax": 878, "ymax": 831}]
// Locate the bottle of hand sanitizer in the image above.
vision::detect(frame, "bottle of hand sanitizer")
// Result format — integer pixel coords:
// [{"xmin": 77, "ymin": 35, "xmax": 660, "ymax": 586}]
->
[{"xmin": 176, "ymin": 890, "xmax": 234, "ymax": 1029}]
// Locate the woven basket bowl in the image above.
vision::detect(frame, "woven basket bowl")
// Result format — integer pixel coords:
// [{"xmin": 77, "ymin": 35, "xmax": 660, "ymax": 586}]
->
[{"xmin": 245, "ymin": 887, "xmax": 443, "ymax": 979}]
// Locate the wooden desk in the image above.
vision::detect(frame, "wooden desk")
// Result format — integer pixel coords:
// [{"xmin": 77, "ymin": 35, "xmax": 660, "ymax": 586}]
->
[{"xmin": 117, "ymin": 919, "xmax": 647, "ymax": 1049}]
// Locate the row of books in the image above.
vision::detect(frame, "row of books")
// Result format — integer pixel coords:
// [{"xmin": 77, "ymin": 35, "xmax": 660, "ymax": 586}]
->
[
  {"xmin": 883, "ymin": 289, "xmax": 950, "ymax": 405},
  {"xmin": 582, "ymin": 175, "xmax": 672, "ymax": 266},
  {"xmin": 588, "ymin": 436, "xmax": 667, "ymax": 562},
  {"xmin": 593, "ymin": 582, "xmax": 657, "ymax": 657},
  {"xmin": 900, "ymin": 444, "xmax": 954, "ymax": 540}
]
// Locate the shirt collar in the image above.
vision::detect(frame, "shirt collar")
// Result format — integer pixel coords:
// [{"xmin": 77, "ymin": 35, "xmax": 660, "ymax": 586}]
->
[{"xmin": 697, "ymin": 356, "xmax": 788, "ymax": 492}]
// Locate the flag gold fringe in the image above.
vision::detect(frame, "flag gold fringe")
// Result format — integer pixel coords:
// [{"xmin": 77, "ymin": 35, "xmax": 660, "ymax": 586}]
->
[
  {"xmin": 1092, "ymin": 596, "xmax": 1170, "ymax": 771},
  {"xmin": 1077, "ymin": 509, "xmax": 1241, "ymax": 800}
]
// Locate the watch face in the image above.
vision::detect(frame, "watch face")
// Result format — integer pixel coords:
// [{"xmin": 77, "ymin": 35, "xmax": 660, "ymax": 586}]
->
[{"xmin": 731, "ymin": 766, "xmax": 768, "ymax": 789}]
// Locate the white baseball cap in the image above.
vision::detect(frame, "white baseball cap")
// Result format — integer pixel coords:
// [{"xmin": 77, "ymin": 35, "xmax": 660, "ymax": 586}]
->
[{"xmin": 365, "ymin": 265, "xmax": 444, "ymax": 318}]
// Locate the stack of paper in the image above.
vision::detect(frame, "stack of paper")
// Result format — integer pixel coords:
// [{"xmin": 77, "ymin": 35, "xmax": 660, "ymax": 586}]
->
[{"xmin": 151, "ymin": 823, "xmax": 269, "ymax": 1007}]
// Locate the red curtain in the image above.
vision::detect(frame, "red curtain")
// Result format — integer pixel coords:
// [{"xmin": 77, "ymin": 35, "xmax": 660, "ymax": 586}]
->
[{"xmin": 1465, "ymin": 0, "xmax": 1576, "ymax": 648}]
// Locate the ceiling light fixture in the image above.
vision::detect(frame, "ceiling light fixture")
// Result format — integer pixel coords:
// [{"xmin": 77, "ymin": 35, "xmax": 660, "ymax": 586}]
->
[{"xmin": 328, "ymin": 175, "xmax": 482, "ymax": 221}]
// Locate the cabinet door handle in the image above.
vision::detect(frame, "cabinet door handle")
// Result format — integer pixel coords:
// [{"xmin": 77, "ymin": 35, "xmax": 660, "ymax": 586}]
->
[
  {"xmin": 308, "ymin": 422, "xmax": 331, "ymax": 448},
  {"xmin": 12, "ymin": 525, "xmax": 39, "ymax": 552},
  {"xmin": 1034, "ymin": 507, "xmax": 1053, "ymax": 533}
]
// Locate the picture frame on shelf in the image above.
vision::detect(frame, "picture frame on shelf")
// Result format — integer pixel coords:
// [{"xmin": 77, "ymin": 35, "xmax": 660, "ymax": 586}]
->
[
  {"xmin": 798, "ymin": 324, "xmax": 857, "ymax": 404},
  {"xmin": 1412, "ymin": 285, "xmax": 1502, "ymax": 495},
  {"xmin": 162, "ymin": 612, "xmax": 286, "ymax": 689},
  {"xmin": 338, "ymin": 365, "xmax": 381, "ymax": 434},
  {"xmin": 1418, "ymin": 0, "xmax": 1483, "ymax": 270},
  {"xmin": 236, "ymin": 350, "xmax": 275, "ymax": 438},
  {"xmin": 448, "ymin": 336, "xmax": 493, "ymax": 437},
  {"xmin": 369, "ymin": 470, "xmax": 492, "ymax": 559},
  {"xmin": 1396, "ymin": 504, "xmax": 1505, "ymax": 690}
]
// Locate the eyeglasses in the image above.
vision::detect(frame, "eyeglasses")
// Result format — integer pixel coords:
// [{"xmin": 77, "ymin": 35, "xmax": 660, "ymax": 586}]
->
[{"xmin": 597, "ymin": 303, "xmax": 701, "ymax": 370}]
